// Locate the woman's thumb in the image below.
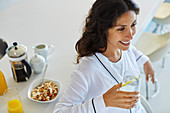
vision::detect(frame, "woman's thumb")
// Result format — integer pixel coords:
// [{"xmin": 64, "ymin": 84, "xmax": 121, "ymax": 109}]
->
[{"xmin": 112, "ymin": 82, "xmax": 122, "ymax": 90}]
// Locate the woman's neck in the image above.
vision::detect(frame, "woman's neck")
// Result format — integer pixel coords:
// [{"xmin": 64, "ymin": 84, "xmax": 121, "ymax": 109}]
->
[{"xmin": 102, "ymin": 49, "xmax": 122, "ymax": 63}]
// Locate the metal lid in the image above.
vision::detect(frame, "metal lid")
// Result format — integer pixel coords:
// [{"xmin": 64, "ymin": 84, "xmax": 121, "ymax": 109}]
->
[{"xmin": 7, "ymin": 42, "xmax": 27, "ymax": 58}]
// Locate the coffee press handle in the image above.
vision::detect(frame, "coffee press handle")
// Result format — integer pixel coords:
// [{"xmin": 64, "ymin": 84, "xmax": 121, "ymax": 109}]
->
[{"xmin": 21, "ymin": 60, "xmax": 32, "ymax": 77}]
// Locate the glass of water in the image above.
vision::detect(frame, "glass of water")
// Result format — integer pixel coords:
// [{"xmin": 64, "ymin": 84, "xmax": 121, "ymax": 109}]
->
[
  {"xmin": 121, "ymin": 71, "xmax": 141, "ymax": 112},
  {"xmin": 121, "ymin": 71, "xmax": 141, "ymax": 92}
]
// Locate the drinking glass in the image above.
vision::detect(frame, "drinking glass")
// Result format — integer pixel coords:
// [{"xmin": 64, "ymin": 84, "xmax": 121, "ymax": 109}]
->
[
  {"xmin": 121, "ymin": 71, "xmax": 141, "ymax": 92},
  {"xmin": 121, "ymin": 71, "xmax": 141, "ymax": 112},
  {"xmin": 4, "ymin": 88, "xmax": 23, "ymax": 113}
]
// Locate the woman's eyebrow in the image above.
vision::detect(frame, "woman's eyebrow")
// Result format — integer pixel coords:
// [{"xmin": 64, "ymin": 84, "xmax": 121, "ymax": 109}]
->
[
  {"xmin": 114, "ymin": 20, "xmax": 137, "ymax": 27},
  {"xmin": 115, "ymin": 25, "xmax": 127, "ymax": 27}
]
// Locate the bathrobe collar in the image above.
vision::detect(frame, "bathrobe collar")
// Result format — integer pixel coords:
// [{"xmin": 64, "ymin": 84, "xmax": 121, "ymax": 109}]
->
[{"xmin": 91, "ymin": 52, "xmax": 123, "ymax": 84}]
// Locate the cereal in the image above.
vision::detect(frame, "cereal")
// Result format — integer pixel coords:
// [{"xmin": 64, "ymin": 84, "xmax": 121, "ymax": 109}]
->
[{"xmin": 31, "ymin": 81, "xmax": 58, "ymax": 101}]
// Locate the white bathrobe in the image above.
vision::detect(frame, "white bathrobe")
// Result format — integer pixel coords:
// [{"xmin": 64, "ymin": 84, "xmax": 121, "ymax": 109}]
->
[{"xmin": 54, "ymin": 45, "xmax": 149, "ymax": 113}]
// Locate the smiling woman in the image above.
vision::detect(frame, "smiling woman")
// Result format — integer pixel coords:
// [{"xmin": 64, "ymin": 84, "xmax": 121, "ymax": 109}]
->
[
  {"xmin": 106, "ymin": 11, "xmax": 137, "ymax": 54},
  {"xmin": 53, "ymin": 0, "xmax": 155, "ymax": 113},
  {"xmin": 75, "ymin": 0, "xmax": 139, "ymax": 63}
]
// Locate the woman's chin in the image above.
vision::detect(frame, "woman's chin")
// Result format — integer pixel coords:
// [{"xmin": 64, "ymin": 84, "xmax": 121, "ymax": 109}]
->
[{"xmin": 120, "ymin": 46, "xmax": 130, "ymax": 51}]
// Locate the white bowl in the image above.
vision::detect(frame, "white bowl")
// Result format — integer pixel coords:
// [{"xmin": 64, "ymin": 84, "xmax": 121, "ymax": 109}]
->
[{"xmin": 28, "ymin": 78, "xmax": 60, "ymax": 103}]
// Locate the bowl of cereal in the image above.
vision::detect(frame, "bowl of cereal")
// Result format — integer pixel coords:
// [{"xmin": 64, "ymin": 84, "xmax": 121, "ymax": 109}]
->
[{"xmin": 28, "ymin": 78, "xmax": 60, "ymax": 103}]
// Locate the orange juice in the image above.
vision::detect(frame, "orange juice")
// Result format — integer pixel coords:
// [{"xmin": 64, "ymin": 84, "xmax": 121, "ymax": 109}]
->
[
  {"xmin": 0, "ymin": 70, "xmax": 8, "ymax": 95},
  {"xmin": 7, "ymin": 99, "xmax": 23, "ymax": 113}
]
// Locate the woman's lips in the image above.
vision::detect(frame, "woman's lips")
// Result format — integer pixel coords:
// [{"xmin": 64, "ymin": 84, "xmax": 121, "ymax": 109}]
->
[{"xmin": 120, "ymin": 41, "xmax": 130, "ymax": 46}]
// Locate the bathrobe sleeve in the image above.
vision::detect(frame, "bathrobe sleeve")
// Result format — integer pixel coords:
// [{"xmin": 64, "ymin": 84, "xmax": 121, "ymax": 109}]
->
[
  {"xmin": 130, "ymin": 45, "xmax": 149, "ymax": 67},
  {"xmin": 53, "ymin": 70, "xmax": 107, "ymax": 113}
]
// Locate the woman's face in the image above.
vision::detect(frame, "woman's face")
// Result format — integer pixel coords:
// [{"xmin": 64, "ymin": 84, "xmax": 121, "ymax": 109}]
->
[{"xmin": 107, "ymin": 10, "xmax": 137, "ymax": 51}]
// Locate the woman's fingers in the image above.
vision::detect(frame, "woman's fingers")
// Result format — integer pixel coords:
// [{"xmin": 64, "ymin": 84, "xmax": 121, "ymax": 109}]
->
[
  {"xmin": 118, "ymin": 90, "xmax": 139, "ymax": 97},
  {"xmin": 120, "ymin": 95, "xmax": 139, "ymax": 101},
  {"xmin": 145, "ymin": 73, "xmax": 155, "ymax": 84},
  {"xmin": 113, "ymin": 91, "xmax": 139, "ymax": 108},
  {"xmin": 118, "ymin": 93, "xmax": 139, "ymax": 104},
  {"xmin": 144, "ymin": 60, "xmax": 155, "ymax": 84},
  {"xmin": 117, "ymin": 91, "xmax": 139, "ymax": 108},
  {"xmin": 113, "ymin": 100, "xmax": 137, "ymax": 109},
  {"xmin": 150, "ymin": 73, "xmax": 155, "ymax": 84},
  {"xmin": 103, "ymin": 83, "xmax": 139, "ymax": 108},
  {"xmin": 145, "ymin": 73, "xmax": 149, "ymax": 82}
]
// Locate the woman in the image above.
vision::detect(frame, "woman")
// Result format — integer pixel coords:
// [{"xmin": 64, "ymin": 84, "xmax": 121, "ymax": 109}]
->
[{"xmin": 54, "ymin": 0, "xmax": 155, "ymax": 112}]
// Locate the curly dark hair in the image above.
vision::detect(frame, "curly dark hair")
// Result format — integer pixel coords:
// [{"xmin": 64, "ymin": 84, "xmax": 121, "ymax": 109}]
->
[{"xmin": 75, "ymin": 0, "xmax": 139, "ymax": 63}]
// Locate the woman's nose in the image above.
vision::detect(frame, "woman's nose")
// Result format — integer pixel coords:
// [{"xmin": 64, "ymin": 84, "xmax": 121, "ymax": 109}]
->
[{"xmin": 128, "ymin": 29, "xmax": 133, "ymax": 39}]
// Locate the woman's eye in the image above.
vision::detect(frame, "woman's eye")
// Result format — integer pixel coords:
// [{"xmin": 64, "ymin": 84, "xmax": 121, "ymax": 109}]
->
[{"xmin": 118, "ymin": 28, "xmax": 125, "ymax": 31}]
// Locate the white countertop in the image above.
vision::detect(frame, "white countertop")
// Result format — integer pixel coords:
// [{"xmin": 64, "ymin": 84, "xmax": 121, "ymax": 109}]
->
[{"xmin": 0, "ymin": 0, "xmax": 162, "ymax": 112}]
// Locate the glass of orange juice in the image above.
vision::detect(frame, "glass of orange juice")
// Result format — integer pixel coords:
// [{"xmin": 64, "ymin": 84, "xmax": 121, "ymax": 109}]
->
[{"xmin": 3, "ymin": 88, "xmax": 23, "ymax": 113}]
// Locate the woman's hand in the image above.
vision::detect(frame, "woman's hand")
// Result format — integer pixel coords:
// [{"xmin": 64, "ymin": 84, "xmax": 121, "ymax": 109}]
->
[
  {"xmin": 144, "ymin": 60, "xmax": 155, "ymax": 84},
  {"xmin": 103, "ymin": 83, "xmax": 139, "ymax": 109}
]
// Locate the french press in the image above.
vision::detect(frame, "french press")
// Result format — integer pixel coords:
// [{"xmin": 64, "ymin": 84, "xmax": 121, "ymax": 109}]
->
[{"xmin": 6, "ymin": 42, "xmax": 32, "ymax": 82}]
